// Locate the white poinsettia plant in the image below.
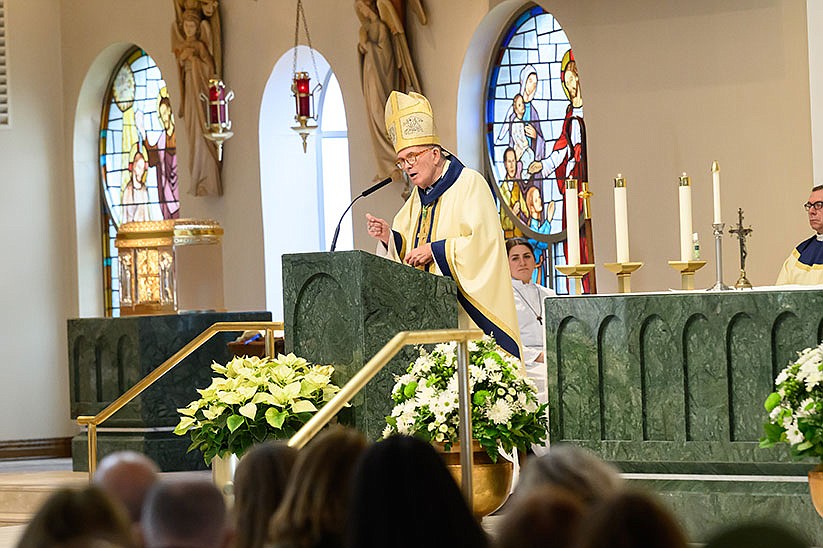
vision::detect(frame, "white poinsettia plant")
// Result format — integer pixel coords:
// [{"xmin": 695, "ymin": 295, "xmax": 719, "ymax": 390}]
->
[
  {"xmin": 174, "ymin": 354, "xmax": 341, "ymax": 464},
  {"xmin": 384, "ymin": 336, "xmax": 548, "ymax": 462},
  {"xmin": 761, "ymin": 341, "xmax": 823, "ymax": 461}
]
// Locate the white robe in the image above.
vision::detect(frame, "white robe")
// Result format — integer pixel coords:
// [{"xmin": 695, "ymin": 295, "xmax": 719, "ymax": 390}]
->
[
  {"xmin": 385, "ymin": 157, "xmax": 522, "ymax": 359},
  {"xmin": 511, "ymin": 277, "xmax": 555, "ymax": 406}
]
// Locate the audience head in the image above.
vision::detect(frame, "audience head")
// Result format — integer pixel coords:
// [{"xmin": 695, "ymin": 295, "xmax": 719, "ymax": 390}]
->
[
  {"xmin": 704, "ymin": 522, "xmax": 809, "ymax": 548},
  {"xmin": 233, "ymin": 440, "xmax": 297, "ymax": 548},
  {"xmin": 17, "ymin": 486, "xmax": 135, "ymax": 548},
  {"xmin": 141, "ymin": 479, "xmax": 230, "ymax": 548},
  {"xmin": 575, "ymin": 490, "xmax": 688, "ymax": 548},
  {"xmin": 495, "ymin": 485, "xmax": 585, "ymax": 548},
  {"xmin": 516, "ymin": 443, "xmax": 623, "ymax": 506},
  {"xmin": 346, "ymin": 435, "xmax": 488, "ymax": 548},
  {"xmin": 93, "ymin": 450, "xmax": 160, "ymax": 524},
  {"xmin": 269, "ymin": 425, "xmax": 367, "ymax": 548}
]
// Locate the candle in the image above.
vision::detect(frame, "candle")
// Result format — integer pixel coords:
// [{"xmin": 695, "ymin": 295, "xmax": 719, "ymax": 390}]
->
[
  {"xmin": 614, "ymin": 174, "xmax": 630, "ymax": 263},
  {"xmin": 566, "ymin": 179, "xmax": 580, "ymax": 266},
  {"xmin": 293, "ymin": 73, "xmax": 311, "ymax": 118},
  {"xmin": 711, "ymin": 161, "xmax": 722, "ymax": 224},
  {"xmin": 678, "ymin": 173, "xmax": 693, "ymax": 262}
]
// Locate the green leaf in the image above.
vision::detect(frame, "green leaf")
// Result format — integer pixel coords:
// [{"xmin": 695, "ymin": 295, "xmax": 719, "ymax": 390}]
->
[
  {"xmin": 403, "ymin": 381, "xmax": 418, "ymax": 398},
  {"xmin": 764, "ymin": 392, "xmax": 781, "ymax": 412},
  {"xmin": 226, "ymin": 414, "xmax": 244, "ymax": 432},
  {"xmin": 266, "ymin": 407, "xmax": 288, "ymax": 429}
]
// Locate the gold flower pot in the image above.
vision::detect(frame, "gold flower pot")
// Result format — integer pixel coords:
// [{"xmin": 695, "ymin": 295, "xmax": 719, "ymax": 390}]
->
[
  {"xmin": 437, "ymin": 441, "xmax": 513, "ymax": 517},
  {"xmin": 809, "ymin": 465, "xmax": 823, "ymax": 518}
]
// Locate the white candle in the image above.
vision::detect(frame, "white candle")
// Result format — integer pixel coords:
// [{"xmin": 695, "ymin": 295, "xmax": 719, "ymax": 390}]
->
[
  {"xmin": 678, "ymin": 173, "xmax": 693, "ymax": 262},
  {"xmin": 711, "ymin": 161, "xmax": 722, "ymax": 224},
  {"xmin": 566, "ymin": 179, "xmax": 580, "ymax": 266},
  {"xmin": 614, "ymin": 174, "xmax": 629, "ymax": 263}
]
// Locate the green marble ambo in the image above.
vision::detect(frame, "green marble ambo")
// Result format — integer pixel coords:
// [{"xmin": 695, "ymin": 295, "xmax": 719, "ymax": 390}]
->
[{"xmin": 283, "ymin": 251, "xmax": 459, "ymax": 440}]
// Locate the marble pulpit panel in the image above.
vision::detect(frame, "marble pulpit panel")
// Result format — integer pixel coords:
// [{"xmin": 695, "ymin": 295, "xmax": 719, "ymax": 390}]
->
[{"xmin": 282, "ymin": 251, "xmax": 459, "ymax": 440}]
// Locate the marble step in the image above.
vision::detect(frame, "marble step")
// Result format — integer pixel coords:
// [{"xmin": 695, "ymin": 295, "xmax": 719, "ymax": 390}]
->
[{"xmin": 0, "ymin": 471, "xmax": 87, "ymax": 517}]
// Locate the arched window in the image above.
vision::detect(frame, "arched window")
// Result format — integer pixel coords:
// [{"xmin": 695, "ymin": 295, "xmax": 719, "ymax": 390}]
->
[
  {"xmin": 486, "ymin": 6, "xmax": 593, "ymax": 294},
  {"xmin": 316, "ymin": 70, "xmax": 352, "ymax": 250},
  {"xmin": 99, "ymin": 47, "xmax": 179, "ymax": 316},
  {"xmin": 259, "ymin": 47, "xmax": 350, "ymax": 316}
]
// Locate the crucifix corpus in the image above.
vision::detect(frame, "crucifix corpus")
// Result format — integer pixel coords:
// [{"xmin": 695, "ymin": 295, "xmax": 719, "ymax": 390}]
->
[{"xmin": 728, "ymin": 207, "xmax": 753, "ymax": 289}]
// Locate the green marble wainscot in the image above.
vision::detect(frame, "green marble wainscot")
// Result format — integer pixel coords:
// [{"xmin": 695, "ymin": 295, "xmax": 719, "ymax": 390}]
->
[
  {"xmin": 282, "ymin": 250, "xmax": 459, "ymax": 440},
  {"xmin": 631, "ymin": 478, "xmax": 823, "ymax": 544},
  {"xmin": 542, "ymin": 288, "xmax": 823, "ymax": 543},
  {"xmin": 68, "ymin": 310, "xmax": 271, "ymax": 471}
]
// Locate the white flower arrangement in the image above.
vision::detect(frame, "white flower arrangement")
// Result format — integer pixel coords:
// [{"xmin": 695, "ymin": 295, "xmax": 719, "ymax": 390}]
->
[
  {"xmin": 384, "ymin": 337, "xmax": 548, "ymax": 462},
  {"xmin": 174, "ymin": 354, "xmax": 341, "ymax": 464},
  {"xmin": 762, "ymin": 341, "xmax": 823, "ymax": 460}
]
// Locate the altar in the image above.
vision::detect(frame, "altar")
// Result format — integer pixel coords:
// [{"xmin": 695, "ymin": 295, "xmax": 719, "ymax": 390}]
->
[{"xmin": 543, "ymin": 287, "xmax": 823, "ymax": 542}]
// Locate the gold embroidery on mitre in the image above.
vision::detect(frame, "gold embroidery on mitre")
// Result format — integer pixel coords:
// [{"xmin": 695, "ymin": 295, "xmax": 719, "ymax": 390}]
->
[{"xmin": 384, "ymin": 90, "xmax": 440, "ymax": 153}]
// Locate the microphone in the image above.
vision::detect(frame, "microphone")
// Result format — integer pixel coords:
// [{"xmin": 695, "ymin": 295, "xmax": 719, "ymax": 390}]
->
[{"xmin": 329, "ymin": 177, "xmax": 392, "ymax": 252}]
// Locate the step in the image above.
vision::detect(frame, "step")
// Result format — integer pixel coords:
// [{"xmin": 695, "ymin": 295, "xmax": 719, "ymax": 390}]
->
[{"xmin": 0, "ymin": 471, "xmax": 87, "ymax": 515}]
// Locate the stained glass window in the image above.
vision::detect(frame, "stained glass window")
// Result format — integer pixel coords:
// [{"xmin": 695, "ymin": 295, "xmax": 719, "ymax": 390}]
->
[
  {"xmin": 486, "ymin": 6, "xmax": 593, "ymax": 294},
  {"xmin": 99, "ymin": 47, "xmax": 179, "ymax": 315}
]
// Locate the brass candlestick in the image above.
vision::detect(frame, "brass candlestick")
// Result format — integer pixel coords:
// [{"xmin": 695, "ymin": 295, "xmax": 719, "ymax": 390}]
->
[
  {"xmin": 555, "ymin": 264, "xmax": 596, "ymax": 295},
  {"xmin": 603, "ymin": 262, "xmax": 644, "ymax": 293},
  {"xmin": 667, "ymin": 260, "xmax": 707, "ymax": 290}
]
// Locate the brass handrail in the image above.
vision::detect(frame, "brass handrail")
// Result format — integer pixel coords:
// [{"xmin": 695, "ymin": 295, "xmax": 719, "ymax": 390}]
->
[
  {"xmin": 287, "ymin": 328, "xmax": 483, "ymax": 506},
  {"xmin": 77, "ymin": 321, "xmax": 285, "ymax": 477}
]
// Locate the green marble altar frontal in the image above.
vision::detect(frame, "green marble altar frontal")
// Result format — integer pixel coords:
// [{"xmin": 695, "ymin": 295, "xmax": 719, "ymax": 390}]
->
[
  {"xmin": 544, "ymin": 288, "xmax": 823, "ymax": 543},
  {"xmin": 283, "ymin": 250, "xmax": 459, "ymax": 439},
  {"xmin": 68, "ymin": 310, "xmax": 271, "ymax": 471}
]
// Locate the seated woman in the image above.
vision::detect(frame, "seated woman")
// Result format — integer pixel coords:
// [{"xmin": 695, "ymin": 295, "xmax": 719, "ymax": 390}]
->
[
  {"xmin": 268, "ymin": 426, "xmax": 367, "ymax": 548},
  {"xmin": 345, "ymin": 435, "xmax": 488, "ymax": 548},
  {"xmin": 233, "ymin": 441, "xmax": 297, "ymax": 548},
  {"xmin": 506, "ymin": 237, "xmax": 556, "ymax": 410}
]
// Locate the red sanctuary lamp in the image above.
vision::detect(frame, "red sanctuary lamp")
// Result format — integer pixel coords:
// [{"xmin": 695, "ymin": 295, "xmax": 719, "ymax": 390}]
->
[
  {"xmin": 200, "ymin": 78, "xmax": 235, "ymax": 161},
  {"xmin": 291, "ymin": 71, "xmax": 318, "ymax": 153}
]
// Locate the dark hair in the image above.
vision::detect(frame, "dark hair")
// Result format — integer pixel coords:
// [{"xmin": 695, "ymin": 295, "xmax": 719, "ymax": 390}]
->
[
  {"xmin": 813, "ymin": 184, "xmax": 823, "ymax": 192},
  {"xmin": 141, "ymin": 480, "xmax": 227, "ymax": 548},
  {"xmin": 506, "ymin": 237, "xmax": 534, "ymax": 255},
  {"xmin": 269, "ymin": 426, "xmax": 367, "ymax": 548},
  {"xmin": 704, "ymin": 522, "xmax": 809, "ymax": 548},
  {"xmin": 496, "ymin": 486, "xmax": 585, "ymax": 548},
  {"xmin": 234, "ymin": 441, "xmax": 298, "ymax": 548},
  {"xmin": 17, "ymin": 486, "xmax": 136, "ymax": 548},
  {"xmin": 575, "ymin": 490, "xmax": 688, "ymax": 548},
  {"xmin": 345, "ymin": 435, "xmax": 488, "ymax": 548}
]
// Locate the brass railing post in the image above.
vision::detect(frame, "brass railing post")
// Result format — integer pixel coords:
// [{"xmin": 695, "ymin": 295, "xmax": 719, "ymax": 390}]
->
[
  {"xmin": 456, "ymin": 339, "xmax": 473, "ymax": 506},
  {"xmin": 87, "ymin": 424, "xmax": 97, "ymax": 478}
]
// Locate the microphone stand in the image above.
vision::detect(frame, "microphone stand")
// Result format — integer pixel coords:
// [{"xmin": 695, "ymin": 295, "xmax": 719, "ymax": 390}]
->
[{"xmin": 329, "ymin": 177, "xmax": 392, "ymax": 252}]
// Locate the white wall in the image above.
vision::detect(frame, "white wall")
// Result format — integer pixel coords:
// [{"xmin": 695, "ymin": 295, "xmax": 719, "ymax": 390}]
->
[{"xmin": 0, "ymin": 0, "xmax": 75, "ymax": 439}]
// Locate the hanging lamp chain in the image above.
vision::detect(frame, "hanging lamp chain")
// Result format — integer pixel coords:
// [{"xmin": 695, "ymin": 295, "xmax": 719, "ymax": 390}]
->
[{"xmin": 291, "ymin": 0, "xmax": 321, "ymax": 86}]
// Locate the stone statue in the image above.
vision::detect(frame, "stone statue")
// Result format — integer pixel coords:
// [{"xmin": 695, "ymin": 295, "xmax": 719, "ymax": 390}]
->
[
  {"xmin": 356, "ymin": 0, "xmax": 427, "ymax": 186},
  {"xmin": 174, "ymin": 0, "xmax": 222, "ymax": 77},
  {"xmin": 172, "ymin": 6, "xmax": 222, "ymax": 196}
]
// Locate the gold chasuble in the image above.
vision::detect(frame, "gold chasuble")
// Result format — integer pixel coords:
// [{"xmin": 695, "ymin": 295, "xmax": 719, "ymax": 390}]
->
[
  {"xmin": 386, "ymin": 156, "xmax": 523, "ymax": 359},
  {"xmin": 777, "ymin": 234, "xmax": 823, "ymax": 285}
]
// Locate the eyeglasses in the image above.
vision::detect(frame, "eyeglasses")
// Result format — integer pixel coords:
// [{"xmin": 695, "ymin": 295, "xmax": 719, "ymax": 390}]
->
[
  {"xmin": 395, "ymin": 146, "xmax": 436, "ymax": 171},
  {"xmin": 804, "ymin": 201, "xmax": 823, "ymax": 211}
]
